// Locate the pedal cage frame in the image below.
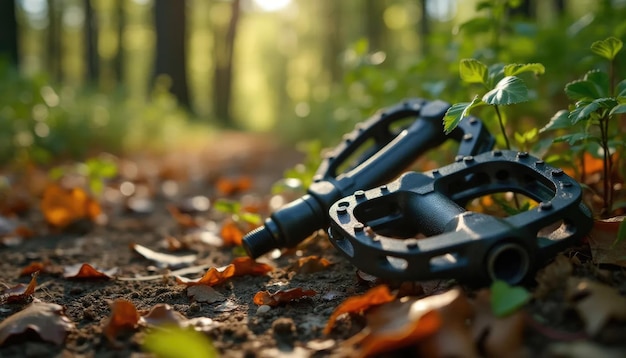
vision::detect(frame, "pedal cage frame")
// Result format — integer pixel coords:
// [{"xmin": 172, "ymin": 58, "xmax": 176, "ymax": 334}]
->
[{"xmin": 328, "ymin": 150, "xmax": 592, "ymax": 285}]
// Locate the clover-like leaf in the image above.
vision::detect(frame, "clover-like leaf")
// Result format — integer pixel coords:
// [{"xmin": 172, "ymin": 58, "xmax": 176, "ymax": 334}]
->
[
  {"xmin": 503, "ymin": 63, "xmax": 545, "ymax": 77},
  {"xmin": 459, "ymin": 59, "xmax": 488, "ymax": 84},
  {"xmin": 590, "ymin": 37, "xmax": 623, "ymax": 61},
  {"xmin": 482, "ymin": 76, "xmax": 529, "ymax": 105},
  {"xmin": 443, "ymin": 96, "xmax": 485, "ymax": 134},
  {"xmin": 565, "ymin": 80, "xmax": 601, "ymax": 101},
  {"xmin": 490, "ymin": 280, "xmax": 530, "ymax": 317},
  {"xmin": 584, "ymin": 70, "xmax": 610, "ymax": 98},
  {"xmin": 539, "ymin": 109, "xmax": 571, "ymax": 133}
]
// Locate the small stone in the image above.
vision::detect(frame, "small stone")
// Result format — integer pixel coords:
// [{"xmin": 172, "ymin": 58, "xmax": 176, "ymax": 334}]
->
[{"xmin": 256, "ymin": 305, "xmax": 271, "ymax": 315}]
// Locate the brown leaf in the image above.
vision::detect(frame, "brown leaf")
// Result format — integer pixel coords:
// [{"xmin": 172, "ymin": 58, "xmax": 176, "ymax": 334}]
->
[
  {"xmin": 253, "ymin": 288, "xmax": 316, "ymax": 307},
  {"xmin": 231, "ymin": 256, "xmax": 273, "ymax": 276},
  {"xmin": 20, "ymin": 261, "xmax": 48, "ymax": 276},
  {"xmin": 167, "ymin": 204, "xmax": 199, "ymax": 228},
  {"xmin": 187, "ymin": 285, "xmax": 225, "ymax": 303},
  {"xmin": 103, "ymin": 299, "xmax": 140, "ymax": 344},
  {"xmin": 566, "ymin": 277, "xmax": 626, "ymax": 335},
  {"xmin": 534, "ymin": 254, "xmax": 573, "ymax": 299},
  {"xmin": 215, "ymin": 176, "xmax": 252, "ymax": 196},
  {"xmin": 324, "ymin": 285, "xmax": 395, "ymax": 334},
  {"xmin": 3, "ymin": 272, "xmax": 38, "ymax": 303},
  {"xmin": 40, "ymin": 184, "xmax": 102, "ymax": 228},
  {"xmin": 220, "ymin": 220, "xmax": 244, "ymax": 246},
  {"xmin": 471, "ymin": 289, "xmax": 528, "ymax": 358},
  {"xmin": 175, "ymin": 263, "xmax": 236, "ymax": 287},
  {"xmin": 140, "ymin": 304, "xmax": 188, "ymax": 327},
  {"xmin": 0, "ymin": 302, "xmax": 75, "ymax": 345},
  {"xmin": 588, "ymin": 217, "xmax": 626, "ymax": 267},
  {"xmin": 130, "ymin": 243, "xmax": 197, "ymax": 269},
  {"xmin": 346, "ymin": 290, "xmax": 464, "ymax": 357},
  {"xmin": 63, "ymin": 263, "xmax": 117, "ymax": 279},
  {"xmin": 292, "ymin": 255, "xmax": 331, "ymax": 274}
]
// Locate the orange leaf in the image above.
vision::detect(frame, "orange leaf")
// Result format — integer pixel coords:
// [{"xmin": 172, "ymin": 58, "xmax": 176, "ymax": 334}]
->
[
  {"xmin": 175, "ymin": 264, "xmax": 237, "ymax": 287},
  {"xmin": 103, "ymin": 299, "xmax": 140, "ymax": 344},
  {"xmin": 293, "ymin": 256, "xmax": 331, "ymax": 274},
  {"xmin": 253, "ymin": 288, "xmax": 316, "ymax": 307},
  {"xmin": 167, "ymin": 204, "xmax": 198, "ymax": 228},
  {"xmin": 231, "ymin": 257, "xmax": 273, "ymax": 276},
  {"xmin": 4, "ymin": 272, "xmax": 38, "ymax": 303},
  {"xmin": 20, "ymin": 262, "xmax": 47, "ymax": 276},
  {"xmin": 216, "ymin": 176, "xmax": 252, "ymax": 196},
  {"xmin": 40, "ymin": 184, "xmax": 101, "ymax": 228},
  {"xmin": 220, "ymin": 220, "xmax": 243, "ymax": 246},
  {"xmin": 324, "ymin": 285, "xmax": 396, "ymax": 334},
  {"xmin": 63, "ymin": 263, "xmax": 117, "ymax": 279}
]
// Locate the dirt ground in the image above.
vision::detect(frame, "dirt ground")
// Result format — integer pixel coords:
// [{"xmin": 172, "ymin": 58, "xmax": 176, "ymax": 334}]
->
[{"xmin": 1, "ymin": 132, "xmax": 626, "ymax": 357}]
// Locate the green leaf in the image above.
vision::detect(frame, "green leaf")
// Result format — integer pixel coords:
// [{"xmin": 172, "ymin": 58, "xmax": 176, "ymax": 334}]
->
[
  {"xmin": 490, "ymin": 280, "xmax": 530, "ymax": 317},
  {"xmin": 616, "ymin": 79, "xmax": 626, "ymax": 97},
  {"xmin": 591, "ymin": 37, "xmax": 623, "ymax": 61},
  {"xmin": 443, "ymin": 96, "xmax": 484, "ymax": 134},
  {"xmin": 459, "ymin": 59, "xmax": 488, "ymax": 84},
  {"xmin": 567, "ymin": 98, "xmax": 616, "ymax": 124},
  {"xmin": 213, "ymin": 199, "xmax": 240, "ymax": 214},
  {"xmin": 612, "ymin": 219, "xmax": 626, "ymax": 247},
  {"xmin": 239, "ymin": 212, "xmax": 262, "ymax": 226},
  {"xmin": 584, "ymin": 70, "xmax": 610, "ymax": 98},
  {"xmin": 143, "ymin": 326, "xmax": 218, "ymax": 358},
  {"xmin": 610, "ymin": 104, "xmax": 626, "ymax": 116},
  {"xmin": 540, "ymin": 109, "xmax": 571, "ymax": 133},
  {"xmin": 482, "ymin": 76, "xmax": 529, "ymax": 105},
  {"xmin": 459, "ymin": 17, "xmax": 492, "ymax": 35},
  {"xmin": 565, "ymin": 80, "xmax": 600, "ymax": 100},
  {"xmin": 503, "ymin": 63, "xmax": 545, "ymax": 77},
  {"xmin": 487, "ymin": 63, "xmax": 506, "ymax": 86}
]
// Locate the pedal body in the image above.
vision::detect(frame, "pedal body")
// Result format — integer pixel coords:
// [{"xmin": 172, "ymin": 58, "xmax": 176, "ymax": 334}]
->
[{"xmin": 328, "ymin": 150, "xmax": 592, "ymax": 285}]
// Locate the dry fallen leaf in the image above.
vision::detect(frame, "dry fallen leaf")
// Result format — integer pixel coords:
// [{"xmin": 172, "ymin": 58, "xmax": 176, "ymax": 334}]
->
[
  {"xmin": 40, "ymin": 184, "xmax": 102, "ymax": 228},
  {"xmin": 292, "ymin": 255, "xmax": 332, "ymax": 274},
  {"xmin": 588, "ymin": 217, "xmax": 626, "ymax": 267},
  {"xmin": 231, "ymin": 256, "xmax": 273, "ymax": 276},
  {"xmin": 215, "ymin": 176, "xmax": 252, "ymax": 196},
  {"xmin": 187, "ymin": 285, "xmax": 225, "ymax": 303},
  {"xmin": 3, "ymin": 273, "xmax": 38, "ymax": 303},
  {"xmin": 0, "ymin": 302, "xmax": 75, "ymax": 345},
  {"xmin": 534, "ymin": 254, "xmax": 573, "ymax": 299},
  {"xmin": 140, "ymin": 304, "xmax": 188, "ymax": 327},
  {"xmin": 130, "ymin": 243, "xmax": 197, "ymax": 269},
  {"xmin": 253, "ymin": 288, "xmax": 316, "ymax": 307},
  {"xmin": 346, "ymin": 290, "xmax": 464, "ymax": 357},
  {"xmin": 103, "ymin": 299, "xmax": 140, "ymax": 344},
  {"xmin": 566, "ymin": 277, "xmax": 626, "ymax": 336},
  {"xmin": 324, "ymin": 285, "xmax": 395, "ymax": 334},
  {"xmin": 220, "ymin": 220, "xmax": 244, "ymax": 246},
  {"xmin": 20, "ymin": 261, "xmax": 48, "ymax": 276},
  {"xmin": 175, "ymin": 257, "xmax": 271, "ymax": 287},
  {"xmin": 63, "ymin": 263, "xmax": 117, "ymax": 279},
  {"xmin": 471, "ymin": 289, "xmax": 528, "ymax": 358},
  {"xmin": 167, "ymin": 204, "xmax": 199, "ymax": 228}
]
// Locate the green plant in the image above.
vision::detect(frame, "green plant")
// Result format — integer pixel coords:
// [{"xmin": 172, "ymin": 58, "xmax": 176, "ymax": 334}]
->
[
  {"xmin": 49, "ymin": 156, "xmax": 118, "ymax": 195},
  {"xmin": 443, "ymin": 59, "xmax": 545, "ymax": 150},
  {"xmin": 541, "ymin": 37, "xmax": 626, "ymax": 217},
  {"xmin": 142, "ymin": 325, "xmax": 218, "ymax": 358}
]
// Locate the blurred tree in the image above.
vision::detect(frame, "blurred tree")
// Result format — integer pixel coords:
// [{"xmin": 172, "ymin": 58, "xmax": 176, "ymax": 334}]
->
[
  {"xmin": 85, "ymin": 0, "xmax": 98, "ymax": 81},
  {"xmin": 212, "ymin": 0, "xmax": 241, "ymax": 125},
  {"xmin": 0, "ymin": 0, "xmax": 19, "ymax": 66},
  {"xmin": 420, "ymin": 0, "xmax": 429, "ymax": 56},
  {"xmin": 154, "ymin": 0, "xmax": 190, "ymax": 108},
  {"xmin": 365, "ymin": 0, "xmax": 386, "ymax": 52},
  {"xmin": 47, "ymin": 0, "xmax": 62, "ymax": 80}
]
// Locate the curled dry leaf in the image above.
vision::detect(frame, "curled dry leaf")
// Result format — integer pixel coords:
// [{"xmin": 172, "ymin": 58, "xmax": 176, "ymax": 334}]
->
[
  {"xmin": 566, "ymin": 277, "xmax": 626, "ymax": 336},
  {"xmin": 3, "ymin": 272, "xmax": 38, "ymax": 303},
  {"xmin": 347, "ymin": 290, "xmax": 466, "ymax": 357},
  {"xmin": 220, "ymin": 220, "xmax": 244, "ymax": 246},
  {"xmin": 140, "ymin": 304, "xmax": 189, "ymax": 327},
  {"xmin": 292, "ymin": 255, "xmax": 331, "ymax": 274},
  {"xmin": 471, "ymin": 289, "xmax": 528, "ymax": 358},
  {"xmin": 187, "ymin": 285, "xmax": 225, "ymax": 303},
  {"xmin": 324, "ymin": 285, "xmax": 395, "ymax": 335},
  {"xmin": 40, "ymin": 184, "xmax": 102, "ymax": 228},
  {"xmin": 103, "ymin": 299, "xmax": 140, "ymax": 344},
  {"xmin": 175, "ymin": 257, "xmax": 272, "ymax": 287},
  {"xmin": 130, "ymin": 243, "xmax": 197, "ymax": 269},
  {"xmin": 63, "ymin": 263, "xmax": 117, "ymax": 279},
  {"xmin": 0, "ymin": 302, "xmax": 75, "ymax": 346},
  {"xmin": 20, "ymin": 261, "xmax": 48, "ymax": 276},
  {"xmin": 534, "ymin": 254, "xmax": 573, "ymax": 299},
  {"xmin": 253, "ymin": 288, "xmax": 316, "ymax": 307}
]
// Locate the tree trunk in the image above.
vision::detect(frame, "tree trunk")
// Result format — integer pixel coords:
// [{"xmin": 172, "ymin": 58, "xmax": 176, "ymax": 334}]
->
[
  {"xmin": 47, "ymin": 0, "xmax": 62, "ymax": 81},
  {"xmin": 85, "ymin": 0, "xmax": 98, "ymax": 82},
  {"xmin": 212, "ymin": 0, "xmax": 241, "ymax": 126},
  {"xmin": 154, "ymin": 0, "xmax": 190, "ymax": 108},
  {"xmin": 419, "ymin": 0, "xmax": 429, "ymax": 56},
  {"xmin": 365, "ymin": 0, "xmax": 385, "ymax": 51},
  {"xmin": 0, "ymin": 0, "xmax": 19, "ymax": 66}
]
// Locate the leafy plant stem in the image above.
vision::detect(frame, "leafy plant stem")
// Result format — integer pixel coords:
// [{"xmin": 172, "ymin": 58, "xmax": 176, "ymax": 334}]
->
[
  {"xmin": 600, "ymin": 115, "xmax": 613, "ymax": 216},
  {"xmin": 493, "ymin": 105, "xmax": 511, "ymax": 150}
]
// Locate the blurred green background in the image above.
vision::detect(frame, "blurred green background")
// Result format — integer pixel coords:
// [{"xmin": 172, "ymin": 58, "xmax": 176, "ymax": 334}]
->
[{"xmin": 0, "ymin": 0, "xmax": 625, "ymax": 167}]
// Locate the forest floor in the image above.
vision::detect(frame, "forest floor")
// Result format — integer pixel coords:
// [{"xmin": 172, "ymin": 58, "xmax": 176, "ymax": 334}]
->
[{"xmin": 1, "ymin": 132, "xmax": 626, "ymax": 358}]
